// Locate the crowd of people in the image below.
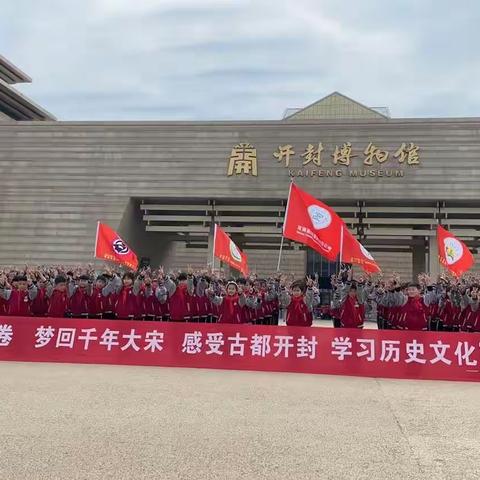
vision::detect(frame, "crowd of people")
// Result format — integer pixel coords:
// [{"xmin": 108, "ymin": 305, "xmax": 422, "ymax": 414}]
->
[{"xmin": 0, "ymin": 265, "xmax": 479, "ymax": 332}]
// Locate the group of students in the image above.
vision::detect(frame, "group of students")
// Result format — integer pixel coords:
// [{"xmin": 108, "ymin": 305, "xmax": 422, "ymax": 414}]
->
[
  {"xmin": 329, "ymin": 270, "xmax": 480, "ymax": 332},
  {"xmin": 0, "ymin": 265, "xmax": 479, "ymax": 332},
  {"xmin": 0, "ymin": 267, "xmax": 284, "ymax": 325},
  {"xmin": 0, "ymin": 266, "xmax": 323, "ymax": 327}
]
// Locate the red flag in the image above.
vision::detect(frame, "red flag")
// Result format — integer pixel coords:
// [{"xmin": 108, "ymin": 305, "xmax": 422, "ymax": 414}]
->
[
  {"xmin": 213, "ymin": 224, "xmax": 249, "ymax": 275},
  {"xmin": 94, "ymin": 222, "xmax": 138, "ymax": 270},
  {"xmin": 282, "ymin": 183, "xmax": 344, "ymax": 261},
  {"xmin": 341, "ymin": 228, "xmax": 381, "ymax": 273},
  {"xmin": 437, "ymin": 225, "xmax": 474, "ymax": 277}
]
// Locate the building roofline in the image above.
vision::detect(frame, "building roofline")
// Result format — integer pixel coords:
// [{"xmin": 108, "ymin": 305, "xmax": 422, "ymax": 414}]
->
[
  {"xmin": 2, "ymin": 117, "xmax": 480, "ymax": 126},
  {"xmin": 283, "ymin": 91, "xmax": 389, "ymax": 120},
  {"xmin": 0, "ymin": 54, "xmax": 32, "ymax": 84},
  {"xmin": 0, "ymin": 78, "xmax": 56, "ymax": 121}
]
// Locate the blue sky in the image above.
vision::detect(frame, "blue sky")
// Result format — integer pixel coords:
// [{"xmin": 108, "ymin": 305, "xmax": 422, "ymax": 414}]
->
[{"xmin": 1, "ymin": 0, "xmax": 479, "ymax": 120}]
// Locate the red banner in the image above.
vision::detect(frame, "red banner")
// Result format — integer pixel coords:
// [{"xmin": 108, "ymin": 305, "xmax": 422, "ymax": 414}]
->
[
  {"xmin": 437, "ymin": 225, "xmax": 474, "ymax": 277},
  {"xmin": 94, "ymin": 222, "xmax": 138, "ymax": 270},
  {"xmin": 1, "ymin": 318, "xmax": 480, "ymax": 382},
  {"xmin": 341, "ymin": 228, "xmax": 381, "ymax": 273},
  {"xmin": 283, "ymin": 183, "xmax": 344, "ymax": 261},
  {"xmin": 214, "ymin": 224, "xmax": 249, "ymax": 275}
]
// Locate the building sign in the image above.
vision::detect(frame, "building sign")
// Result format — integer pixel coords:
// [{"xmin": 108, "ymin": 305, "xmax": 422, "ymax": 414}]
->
[
  {"xmin": 227, "ymin": 143, "xmax": 258, "ymax": 176},
  {"xmin": 227, "ymin": 141, "xmax": 420, "ymax": 178}
]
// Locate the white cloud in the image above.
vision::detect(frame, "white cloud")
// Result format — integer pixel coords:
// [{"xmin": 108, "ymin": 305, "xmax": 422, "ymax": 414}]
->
[{"xmin": 1, "ymin": 0, "xmax": 478, "ymax": 120}]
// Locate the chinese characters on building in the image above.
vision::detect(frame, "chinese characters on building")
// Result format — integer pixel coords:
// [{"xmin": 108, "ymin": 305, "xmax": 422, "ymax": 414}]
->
[
  {"xmin": 273, "ymin": 141, "xmax": 420, "ymax": 168},
  {"xmin": 227, "ymin": 141, "xmax": 420, "ymax": 177},
  {"xmin": 227, "ymin": 143, "xmax": 258, "ymax": 176}
]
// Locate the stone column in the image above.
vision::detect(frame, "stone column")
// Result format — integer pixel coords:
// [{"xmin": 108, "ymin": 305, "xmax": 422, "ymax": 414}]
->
[
  {"xmin": 412, "ymin": 236, "xmax": 427, "ymax": 279},
  {"xmin": 207, "ymin": 222, "xmax": 215, "ymax": 268},
  {"xmin": 428, "ymin": 234, "xmax": 440, "ymax": 277}
]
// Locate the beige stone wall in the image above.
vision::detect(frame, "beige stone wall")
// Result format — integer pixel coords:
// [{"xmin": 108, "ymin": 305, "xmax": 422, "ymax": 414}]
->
[{"xmin": 0, "ymin": 119, "xmax": 480, "ymax": 267}]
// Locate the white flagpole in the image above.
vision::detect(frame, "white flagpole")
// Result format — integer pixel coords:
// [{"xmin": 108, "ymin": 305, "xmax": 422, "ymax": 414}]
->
[
  {"xmin": 93, "ymin": 221, "xmax": 100, "ymax": 260},
  {"xmin": 212, "ymin": 223, "xmax": 217, "ymax": 271},
  {"xmin": 276, "ymin": 236, "xmax": 285, "ymax": 272},
  {"xmin": 277, "ymin": 180, "xmax": 294, "ymax": 272},
  {"xmin": 338, "ymin": 224, "xmax": 344, "ymax": 273}
]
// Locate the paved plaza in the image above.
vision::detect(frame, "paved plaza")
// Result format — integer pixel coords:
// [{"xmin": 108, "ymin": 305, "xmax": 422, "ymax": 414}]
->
[{"xmin": 1, "ymin": 361, "xmax": 479, "ymax": 480}]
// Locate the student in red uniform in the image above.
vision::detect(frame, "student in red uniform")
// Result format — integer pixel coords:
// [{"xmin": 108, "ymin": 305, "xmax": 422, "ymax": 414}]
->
[
  {"xmin": 89, "ymin": 275, "xmax": 110, "ymax": 319},
  {"xmin": 0, "ymin": 274, "xmax": 38, "ymax": 316},
  {"xmin": 142, "ymin": 276, "xmax": 157, "ymax": 321},
  {"xmin": 388, "ymin": 277, "xmax": 437, "ymax": 331},
  {"xmin": 266, "ymin": 278, "xmax": 281, "ymax": 326},
  {"xmin": 68, "ymin": 274, "xmax": 92, "ymax": 318},
  {"xmin": 332, "ymin": 270, "xmax": 370, "ymax": 329},
  {"xmin": 189, "ymin": 277, "xmax": 201, "ymax": 323},
  {"xmin": 459, "ymin": 286, "xmax": 479, "ymax": 332},
  {"xmin": 278, "ymin": 278, "xmax": 317, "ymax": 327},
  {"xmin": 339, "ymin": 284, "xmax": 366, "ymax": 329},
  {"xmin": 31, "ymin": 274, "xmax": 49, "ymax": 317},
  {"xmin": 159, "ymin": 272, "xmax": 194, "ymax": 322},
  {"xmin": 155, "ymin": 277, "xmax": 170, "ymax": 321},
  {"xmin": 210, "ymin": 279, "xmax": 222, "ymax": 323},
  {"xmin": 207, "ymin": 281, "xmax": 249, "ymax": 324},
  {"xmin": 111, "ymin": 272, "xmax": 141, "ymax": 320},
  {"xmin": 0, "ymin": 294, "xmax": 6, "ymax": 316},
  {"xmin": 136, "ymin": 276, "xmax": 148, "ymax": 321},
  {"xmin": 194, "ymin": 275, "xmax": 211, "ymax": 323},
  {"xmin": 235, "ymin": 278, "xmax": 250, "ymax": 324},
  {"xmin": 150, "ymin": 278, "xmax": 165, "ymax": 321},
  {"xmin": 46, "ymin": 275, "xmax": 69, "ymax": 318},
  {"xmin": 245, "ymin": 280, "xmax": 261, "ymax": 325},
  {"xmin": 259, "ymin": 278, "xmax": 278, "ymax": 326},
  {"xmin": 99, "ymin": 273, "xmax": 116, "ymax": 320},
  {"xmin": 471, "ymin": 289, "xmax": 480, "ymax": 332},
  {"xmin": 438, "ymin": 291, "xmax": 455, "ymax": 332}
]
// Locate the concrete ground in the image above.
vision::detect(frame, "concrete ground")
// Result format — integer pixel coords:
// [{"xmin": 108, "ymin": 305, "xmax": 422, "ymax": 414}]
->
[{"xmin": 0, "ymin": 362, "xmax": 479, "ymax": 480}]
